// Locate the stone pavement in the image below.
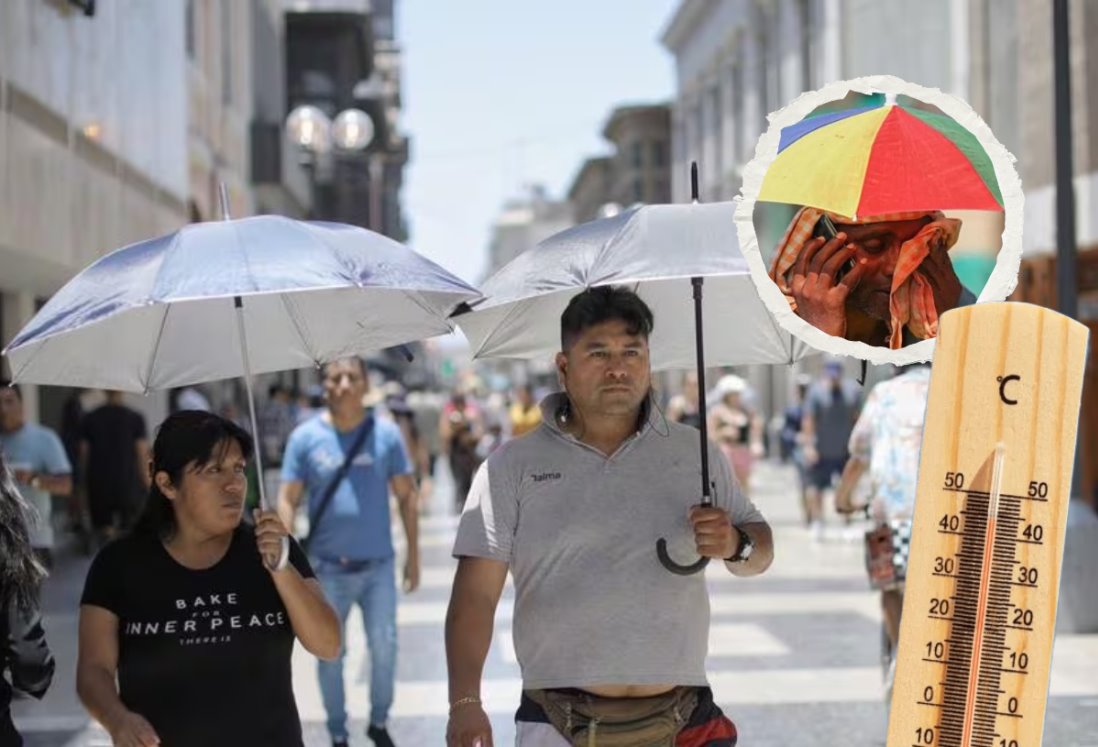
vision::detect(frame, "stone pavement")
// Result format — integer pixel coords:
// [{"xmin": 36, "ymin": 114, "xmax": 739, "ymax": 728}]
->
[{"xmin": 13, "ymin": 460, "xmax": 1098, "ymax": 746}]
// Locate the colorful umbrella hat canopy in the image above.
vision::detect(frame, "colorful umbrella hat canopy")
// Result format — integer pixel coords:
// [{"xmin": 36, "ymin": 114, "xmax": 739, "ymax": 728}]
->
[{"xmin": 757, "ymin": 102, "xmax": 1004, "ymax": 219}]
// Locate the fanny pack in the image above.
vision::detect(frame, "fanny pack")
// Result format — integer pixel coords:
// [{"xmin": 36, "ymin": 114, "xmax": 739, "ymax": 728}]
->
[{"xmin": 524, "ymin": 686, "xmax": 698, "ymax": 747}]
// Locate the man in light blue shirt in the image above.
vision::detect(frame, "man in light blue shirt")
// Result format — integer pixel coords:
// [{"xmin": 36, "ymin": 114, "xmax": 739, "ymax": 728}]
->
[
  {"xmin": 1, "ymin": 382, "xmax": 73, "ymax": 568},
  {"xmin": 277, "ymin": 358, "xmax": 418, "ymax": 747}
]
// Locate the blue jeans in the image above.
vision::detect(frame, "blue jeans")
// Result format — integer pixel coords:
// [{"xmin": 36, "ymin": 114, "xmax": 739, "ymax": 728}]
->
[{"xmin": 313, "ymin": 556, "xmax": 398, "ymax": 739}]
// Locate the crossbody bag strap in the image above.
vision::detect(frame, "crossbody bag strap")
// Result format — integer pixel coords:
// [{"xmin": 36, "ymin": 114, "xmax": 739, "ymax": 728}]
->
[{"xmin": 303, "ymin": 416, "xmax": 374, "ymax": 549}]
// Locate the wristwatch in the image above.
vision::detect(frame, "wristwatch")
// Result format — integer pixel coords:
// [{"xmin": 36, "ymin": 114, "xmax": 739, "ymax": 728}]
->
[{"xmin": 725, "ymin": 525, "xmax": 755, "ymax": 563}]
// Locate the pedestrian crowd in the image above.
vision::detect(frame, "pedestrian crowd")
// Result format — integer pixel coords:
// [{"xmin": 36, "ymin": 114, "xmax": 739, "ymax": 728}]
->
[{"xmin": 1, "ymin": 289, "xmax": 932, "ymax": 746}]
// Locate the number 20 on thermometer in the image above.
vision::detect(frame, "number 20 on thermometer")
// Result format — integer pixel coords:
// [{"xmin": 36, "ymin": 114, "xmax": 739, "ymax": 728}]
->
[{"xmin": 887, "ymin": 303, "xmax": 1088, "ymax": 747}]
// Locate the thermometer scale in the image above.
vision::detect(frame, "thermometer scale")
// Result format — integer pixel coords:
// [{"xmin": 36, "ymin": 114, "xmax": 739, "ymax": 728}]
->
[{"xmin": 887, "ymin": 302, "xmax": 1088, "ymax": 747}]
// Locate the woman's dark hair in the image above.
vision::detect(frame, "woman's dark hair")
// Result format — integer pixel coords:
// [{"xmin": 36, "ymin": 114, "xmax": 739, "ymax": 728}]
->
[
  {"xmin": 0, "ymin": 451, "xmax": 47, "ymax": 612},
  {"xmin": 560, "ymin": 286, "xmax": 655, "ymax": 352},
  {"xmin": 132, "ymin": 410, "xmax": 254, "ymax": 540}
]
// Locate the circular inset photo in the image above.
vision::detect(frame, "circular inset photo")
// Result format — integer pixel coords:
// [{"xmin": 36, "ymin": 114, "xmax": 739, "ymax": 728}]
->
[{"xmin": 735, "ymin": 76, "xmax": 1023, "ymax": 365}]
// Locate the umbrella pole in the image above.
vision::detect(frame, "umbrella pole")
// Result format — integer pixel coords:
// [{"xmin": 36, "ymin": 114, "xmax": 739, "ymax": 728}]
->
[
  {"xmin": 655, "ymin": 165, "xmax": 712, "ymax": 575},
  {"xmin": 691, "ymin": 277, "xmax": 713, "ymax": 507},
  {"xmin": 235, "ymin": 295, "xmax": 289, "ymax": 571}
]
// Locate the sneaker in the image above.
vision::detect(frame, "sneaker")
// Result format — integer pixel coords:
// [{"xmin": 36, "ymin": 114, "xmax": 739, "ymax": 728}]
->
[
  {"xmin": 810, "ymin": 520, "xmax": 825, "ymax": 542},
  {"xmin": 367, "ymin": 724, "xmax": 396, "ymax": 747}
]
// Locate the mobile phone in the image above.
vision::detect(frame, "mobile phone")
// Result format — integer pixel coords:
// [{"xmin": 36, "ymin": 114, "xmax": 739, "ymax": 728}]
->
[
  {"xmin": 813, "ymin": 214, "xmax": 838, "ymax": 241},
  {"xmin": 813, "ymin": 214, "xmax": 856, "ymax": 280}
]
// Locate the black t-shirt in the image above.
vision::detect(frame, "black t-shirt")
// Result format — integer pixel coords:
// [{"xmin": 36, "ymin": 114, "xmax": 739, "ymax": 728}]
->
[
  {"xmin": 80, "ymin": 525, "xmax": 314, "ymax": 746},
  {"xmin": 79, "ymin": 405, "xmax": 147, "ymax": 503}
]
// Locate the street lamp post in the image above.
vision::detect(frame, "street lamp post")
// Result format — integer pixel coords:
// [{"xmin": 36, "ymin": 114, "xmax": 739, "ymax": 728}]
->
[{"xmin": 285, "ymin": 105, "xmax": 376, "ymax": 223}]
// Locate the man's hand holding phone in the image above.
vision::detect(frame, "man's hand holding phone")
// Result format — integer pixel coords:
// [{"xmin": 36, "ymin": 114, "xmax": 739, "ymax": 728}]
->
[{"xmin": 788, "ymin": 217, "xmax": 868, "ymax": 337}]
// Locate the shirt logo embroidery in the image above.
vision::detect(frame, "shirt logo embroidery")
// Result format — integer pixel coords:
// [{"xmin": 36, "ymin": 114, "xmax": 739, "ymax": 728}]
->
[{"xmin": 531, "ymin": 472, "xmax": 562, "ymax": 483}]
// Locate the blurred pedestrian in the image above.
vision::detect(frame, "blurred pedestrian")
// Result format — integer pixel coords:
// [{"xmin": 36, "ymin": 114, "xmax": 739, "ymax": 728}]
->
[
  {"xmin": 60, "ymin": 389, "xmax": 92, "ymax": 553},
  {"xmin": 801, "ymin": 360, "xmax": 862, "ymax": 540},
  {"xmin": 259, "ymin": 384, "xmax": 296, "ymax": 468},
  {"xmin": 508, "ymin": 384, "xmax": 541, "ymax": 439},
  {"xmin": 709, "ymin": 375, "xmax": 765, "ymax": 496},
  {"xmin": 406, "ymin": 389, "xmax": 443, "ymax": 501},
  {"xmin": 440, "ymin": 389, "xmax": 483, "ymax": 513},
  {"xmin": 666, "ymin": 371, "xmax": 703, "ymax": 429},
  {"xmin": 277, "ymin": 358, "xmax": 420, "ymax": 747},
  {"xmin": 835, "ymin": 361, "xmax": 931, "ymax": 702},
  {"xmin": 0, "ymin": 382, "xmax": 73, "ymax": 570},
  {"xmin": 834, "ymin": 364, "xmax": 931, "ymax": 654},
  {"xmin": 0, "ymin": 451, "xmax": 55, "ymax": 747},
  {"xmin": 476, "ymin": 420, "xmax": 504, "ymax": 461},
  {"xmin": 389, "ymin": 397, "xmax": 431, "ymax": 512},
  {"xmin": 78, "ymin": 391, "xmax": 150, "ymax": 545},
  {"xmin": 780, "ymin": 374, "xmax": 813, "ymax": 525},
  {"xmin": 76, "ymin": 410, "xmax": 339, "ymax": 746}
]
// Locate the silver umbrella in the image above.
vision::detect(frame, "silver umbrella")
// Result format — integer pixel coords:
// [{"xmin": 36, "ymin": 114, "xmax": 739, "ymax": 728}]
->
[{"xmin": 454, "ymin": 167, "xmax": 809, "ymax": 573}]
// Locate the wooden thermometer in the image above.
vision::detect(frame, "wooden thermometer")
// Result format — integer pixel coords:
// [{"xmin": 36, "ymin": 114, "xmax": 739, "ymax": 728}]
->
[{"xmin": 887, "ymin": 302, "xmax": 1088, "ymax": 747}]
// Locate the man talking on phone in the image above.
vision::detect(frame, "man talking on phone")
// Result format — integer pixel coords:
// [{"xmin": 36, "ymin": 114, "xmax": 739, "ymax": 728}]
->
[{"xmin": 768, "ymin": 208, "xmax": 977, "ymax": 349}]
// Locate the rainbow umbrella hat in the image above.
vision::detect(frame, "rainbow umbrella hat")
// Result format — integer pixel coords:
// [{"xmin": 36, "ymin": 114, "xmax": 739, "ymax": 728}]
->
[{"xmin": 757, "ymin": 100, "xmax": 1005, "ymax": 219}]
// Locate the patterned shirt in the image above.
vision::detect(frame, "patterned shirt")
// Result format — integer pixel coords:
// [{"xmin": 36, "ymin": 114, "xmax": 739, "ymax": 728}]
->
[{"xmin": 847, "ymin": 366, "xmax": 932, "ymax": 520}]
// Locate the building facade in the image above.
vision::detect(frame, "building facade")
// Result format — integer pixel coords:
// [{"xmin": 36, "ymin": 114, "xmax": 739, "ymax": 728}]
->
[
  {"xmin": 250, "ymin": 0, "xmax": 312, "ymax": 218},
  {"xmin": 661, "ymin": 0, "xmax": 1098, "ymax": 503},
  {"xmin": 567, "ymin": 104, "xmax": 672, "ymax": 223},
  {"xmin": 484, "ymin": 185, "xmax": 574, "ymax": 282},
  {"xmin": 568, "ymin": 157, "xmax": 615, "ymax": 225},
  {"xmin": 186, "ymin": 0, "xmax": 257, "ymax": 221},
  {"xmin": 0, "ymin": 0, "xmax": 189, "ymax": 427}
]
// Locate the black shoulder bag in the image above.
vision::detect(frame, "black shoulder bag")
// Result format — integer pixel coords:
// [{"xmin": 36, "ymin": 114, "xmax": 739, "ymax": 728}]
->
[{"xmin": 301, "ymin": 416, "xmax": 375, "ymax": 553}]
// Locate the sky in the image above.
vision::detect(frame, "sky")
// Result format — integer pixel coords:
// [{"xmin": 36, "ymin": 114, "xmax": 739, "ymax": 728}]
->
[{"xmin": 400, "ymin": 0, "xmax": 680, "ymax": 284}]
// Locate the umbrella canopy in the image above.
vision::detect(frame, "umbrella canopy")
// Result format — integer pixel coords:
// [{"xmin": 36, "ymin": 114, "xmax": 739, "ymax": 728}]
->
[
  {"xmin": 4, "ymin": 215, "xmax": 480, "ymax": 391},
  {"xmin": 455, "ymin": 201, "xmax": 809, "ymax": 369},
  {"xmin": 757, "ymin": 102, "xmax": 1005, "ymax": 219}
]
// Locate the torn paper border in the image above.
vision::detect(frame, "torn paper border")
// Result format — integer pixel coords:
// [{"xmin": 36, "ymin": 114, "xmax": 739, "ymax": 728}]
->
[{"xmin": 734, "ymin": 74, "xmax": 1024, "ymax": 366}]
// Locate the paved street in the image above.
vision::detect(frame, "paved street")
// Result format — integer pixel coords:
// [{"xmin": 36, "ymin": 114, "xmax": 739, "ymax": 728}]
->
[{"xmin": 13, "ymin": 460, "xmax": 1098, "ymax": 746}]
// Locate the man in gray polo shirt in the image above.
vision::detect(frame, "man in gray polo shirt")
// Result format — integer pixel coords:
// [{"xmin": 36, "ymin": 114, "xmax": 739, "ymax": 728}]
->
[{"xmin": 445, "ymin": 287, "xmax": 774, "ymax": 747}]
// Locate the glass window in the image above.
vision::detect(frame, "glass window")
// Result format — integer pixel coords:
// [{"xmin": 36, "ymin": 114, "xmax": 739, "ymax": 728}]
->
[{"xmin": 653, "ymin": 140, "xmax": 666, "ymax": 168}]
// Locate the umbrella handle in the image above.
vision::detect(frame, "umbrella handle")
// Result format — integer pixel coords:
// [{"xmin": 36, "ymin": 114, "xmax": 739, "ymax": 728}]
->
[{"xmin": 656, "ymin": 538, "xmax": 710, "ymax": 575}]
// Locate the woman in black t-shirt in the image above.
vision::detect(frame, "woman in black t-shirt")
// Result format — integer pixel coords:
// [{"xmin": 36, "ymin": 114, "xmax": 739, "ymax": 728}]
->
[{"xmin": 77, "ymin": 411, "xmax": 341, "ymax": 746}]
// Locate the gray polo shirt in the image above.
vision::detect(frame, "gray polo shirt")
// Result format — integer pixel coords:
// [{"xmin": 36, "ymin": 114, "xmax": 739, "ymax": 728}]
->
[{"xmin": 452, "ymin": 393, "xmax": 766, "ymax": 690}]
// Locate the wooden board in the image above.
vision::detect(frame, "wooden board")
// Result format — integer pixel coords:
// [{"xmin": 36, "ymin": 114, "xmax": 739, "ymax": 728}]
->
[{"xmin": 887, "ymin": 302, "xmax": 1089, "ymax": 747}]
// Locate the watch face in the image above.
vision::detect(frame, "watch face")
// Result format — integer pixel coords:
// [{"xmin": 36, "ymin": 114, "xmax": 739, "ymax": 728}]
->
[{"xmin": 740, "ymin": 539, "xmax": 754, "ymax": 560}]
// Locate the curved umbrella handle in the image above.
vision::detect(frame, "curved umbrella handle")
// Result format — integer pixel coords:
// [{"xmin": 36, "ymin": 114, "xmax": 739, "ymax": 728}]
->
[{"xmin": 655, "ymin": 538, "xmax": 710, "ymax": 575}]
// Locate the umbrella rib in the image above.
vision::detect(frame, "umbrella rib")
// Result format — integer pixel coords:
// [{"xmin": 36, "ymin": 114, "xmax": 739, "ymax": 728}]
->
[
  {"xmin": 7, "ymin": 333, "xmax": 49, "ymax": 385},
  {"xmin": 279, "ymin": 293, "xmax": 321, "ymax": 366},
  {"xmin": 474, "ymin": 297, "xmax": 536, "ymax": 359},
  {"xmin": 141, "ymin": 303, "xmax": 172, "ymax": 394},
  {"xmin": 402, "ymin": 289, "xmax": 457, "ymax": 334}
]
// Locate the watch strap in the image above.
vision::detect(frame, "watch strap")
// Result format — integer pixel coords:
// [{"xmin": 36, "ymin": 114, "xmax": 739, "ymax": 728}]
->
[{"xmin": 725, "ymin": 525, "xmax": 753, "ymax": 562}]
